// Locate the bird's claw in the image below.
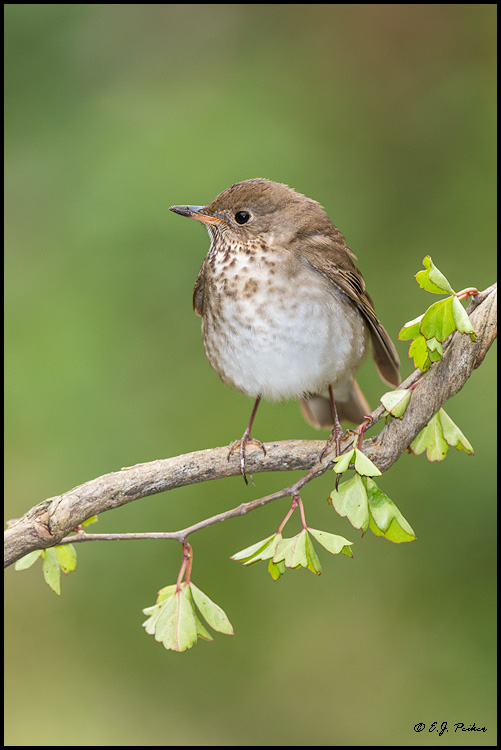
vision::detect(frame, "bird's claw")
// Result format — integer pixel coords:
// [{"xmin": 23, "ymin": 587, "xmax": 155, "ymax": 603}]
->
[
  {"xmin": 320, "ymin": 424, "xmax": 343, "ymax": 462},
  {"xmin": 228, "ymin": 435, "xmax": 266, "ymax": 485}
]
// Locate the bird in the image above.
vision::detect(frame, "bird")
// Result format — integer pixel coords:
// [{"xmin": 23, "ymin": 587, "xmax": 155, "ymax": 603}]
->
[{"xmin": 170, "ymin": 178, "xmax": 400, "ymax": 483}]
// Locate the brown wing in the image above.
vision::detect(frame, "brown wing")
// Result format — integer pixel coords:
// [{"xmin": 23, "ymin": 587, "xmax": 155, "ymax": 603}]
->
[
  {"xmin": 299, "ymin": 235, "xmax": 401, "ymax": 387},
  {"xmin": 192, "ymin": 261, "xmax": 206, "ymax": 317}
]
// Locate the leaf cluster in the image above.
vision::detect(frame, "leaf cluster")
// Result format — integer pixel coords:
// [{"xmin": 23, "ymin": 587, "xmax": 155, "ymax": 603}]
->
[
  {"xmin": 231, "ymin": 527, "xmax": 353, "ymax": 580},
  {"xmin": 399, "ymin": 256, "xmax": 475, "ymax": 371},
  {"xmin": 142, "ymin": 582, "xmax": 233, "ymax": 652},
  {"xmin": 330, "ymin": 449, "xmax": 416, "ymax": 543},
  {"xmin": 14, "ymin": 544, "xmax": 77, "ymax": 596},
  {"xmin": 14, "ymin": 516, "xmax": 97, "ymax": 594},
  {"xmin": 409, "ymin": 408, "xmax": 474, "ymax": 462}
]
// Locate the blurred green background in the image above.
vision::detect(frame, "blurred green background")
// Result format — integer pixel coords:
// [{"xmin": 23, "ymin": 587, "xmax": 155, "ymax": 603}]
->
[{"xmin": 5, "ymin": 4, "xmax": 496, "ymax": 746}]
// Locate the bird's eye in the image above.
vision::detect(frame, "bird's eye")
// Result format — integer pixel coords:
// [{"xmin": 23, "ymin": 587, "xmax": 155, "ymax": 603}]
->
[{"xmin": 234, "ymin": 210, "xmax": 251, "ymax": 225}]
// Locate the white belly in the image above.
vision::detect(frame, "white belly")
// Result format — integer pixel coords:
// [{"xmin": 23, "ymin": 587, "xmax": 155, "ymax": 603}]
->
[{"xmin": 201, "ymin": 255, "xmax": 368, "ymax": 401}]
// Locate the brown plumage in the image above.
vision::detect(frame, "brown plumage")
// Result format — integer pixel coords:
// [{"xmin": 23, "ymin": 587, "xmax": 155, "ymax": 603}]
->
[{"xmin": 170, "ymin": 178, "xmax": 400, "ymax": 480}]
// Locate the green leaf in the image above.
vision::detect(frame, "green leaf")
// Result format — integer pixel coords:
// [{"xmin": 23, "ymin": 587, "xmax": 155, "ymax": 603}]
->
[
  {"xmin": 408, "ymin": 334, "xmax": 432, "ymax": 371},
  {"xmin": 415, "ymin": 256, "xmax": 455, "ymax": 295},
  {"xmin": 55, "ymin": 544, "xmax": 77, "ymax": 574},
  {"xmin": 274, "ymin": 531, "xmax": 308, "ymax": 569},
  {"xmin": 14, "ymin": 549, "xmax": 43, "ymax": 571},
  {"xmin": 438, "ymin": 409, "xmax": 474, "ymax": 455},
  {"xmin": 148, "ymin": 592, "xmax": 180, "ymax": 642},
  {"xmin": 398, "ymin": 314, "xmax": 424, "ymax": 341},
  {"xmin": 147, "ymin": 585, "xmax": 198, "ymax": 652},
  {"xmin": 230, "ymin": 534, "xmax": 276, "ymax": 562},
  {"xmin": 183, "ymin": 585, "xmax": 214, "ymax": 642},
  {"xmin": 245, "ymin": 534, "xmax": 282, "ymax": 565},
  {"xmin": 308, "ymin": 527, "xmax": 354, "ymax": 558},
  {"xmin": 332, "ymin": 448, "xmax": 355, "ymax": 474},
  {"xmin": 142, "ymin": 602, "xmax": 165, "ymax": 632},
  {"xmin": 409, "ymin": 413, "xmax": 449, "ymax": 462},
  {"xmin": 330, "ymin": 473, "xmax": 370, "ymax": 534},
  {"xmin": 420, "ymin": 297, "xmax": 456, "ymax": 342},
  {"xmin": 270, "ymin": 531, "xmax": 323, "ymax": 575},
  {"xmin": 192, "ymin": 611, "xmax": 214, "ymax": 641},
  {"xmin": 259, "ymin": 535, "xmax": 282, "ymax": 560},
  {"xmin": 427, "ymin": 259, "xmax": 455, "ymax": 294},
  {"xmin": 81, "ymin": 515, "xmax": 98, "ymax": 527},
  {"xmin": 271, "ymin": 538, "xmax": 289, "ymax": 564},
  {"xmin": 231, "ymin": 534, "xmax": 285, "ymax": 566},
  {"xmin": 426, "ymin": 337, "xmax": 443, "ymax": 362},
  {"xmin": 304, "ymin": 533, "xmax": 322, "ymax": 575},
  {"xmin": 189, "ymin": 583, "xmax": 234, "ymax": 635},
  {"xmin": 380, "ymin": 389, "xmax": 412, "ymax": 418},
  {"xmin": 142, "ymin": 593, "xmax": 176, "ymax": 632},
  {"xmin": 42, "ymin": 547, "xmax": 61, "ymax": 596},
  {"xmin": 452, "ymin": 296, "xmax": 476, "ymax": 340},
  {"xmin": 156, "ymin": 584, "xmax": 178, "ymax": 604},
  {"xmin": 268, "ymin": 558, "xmax": 285, "ymax": 580},
  {"xmin": 290, "ymin": 532, "xmax": 309, "ymax": 568},
  {"xmin": 175, "ymin": 587, "xmax": 199, "ymax": 651},
  {"xmin": 365, "ymin": 478, "xmax": 416, "ymax": 543},
  {"xmin": 353, "ymin": 448, "xmax": 382, "ymax": 477},
  {"xmin": 156, "ymin": 593, "xmax": 191, "ymax": 651}
]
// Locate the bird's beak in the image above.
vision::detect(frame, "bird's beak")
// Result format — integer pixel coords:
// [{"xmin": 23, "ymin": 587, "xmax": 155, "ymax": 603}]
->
[{"xmin": 169, "ymin": 205, "xmax": 226, "ymax": 225}]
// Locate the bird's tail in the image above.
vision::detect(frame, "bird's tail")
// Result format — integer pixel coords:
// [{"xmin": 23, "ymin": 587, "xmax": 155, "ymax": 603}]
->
[{"xmin": 299, "ymin": 377, "xmax": 371, "ymax": 428}]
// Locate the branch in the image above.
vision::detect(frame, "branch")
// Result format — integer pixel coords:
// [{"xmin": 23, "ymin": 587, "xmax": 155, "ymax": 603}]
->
[{"xmin": 4, "ymin": 283, "xmax": 496, "ymax": 568}]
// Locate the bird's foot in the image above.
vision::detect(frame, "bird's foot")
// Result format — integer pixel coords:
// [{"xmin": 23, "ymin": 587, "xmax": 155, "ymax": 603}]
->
[
  {"xmin": 320, "ymin": 422, "xmax": 344, "ymax": 462},
  {"xmin": 228, "ymin": 434, "xmax": 267, "ymax": 485}
]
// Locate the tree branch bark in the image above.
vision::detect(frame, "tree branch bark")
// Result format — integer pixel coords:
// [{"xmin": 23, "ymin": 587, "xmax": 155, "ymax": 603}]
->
[{"xmin": 4, "ymin": 284, "xmax": 496, "ymax": 568}]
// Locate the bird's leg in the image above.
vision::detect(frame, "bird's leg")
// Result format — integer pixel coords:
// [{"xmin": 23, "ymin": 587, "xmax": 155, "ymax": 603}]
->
[
  {"xmin": 228, "ymin": 396, "xmax": 266, "ymax": 485},
  {"xmin": 320, "ymin": 385, "xmax": 344, "ymax": 460}
]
